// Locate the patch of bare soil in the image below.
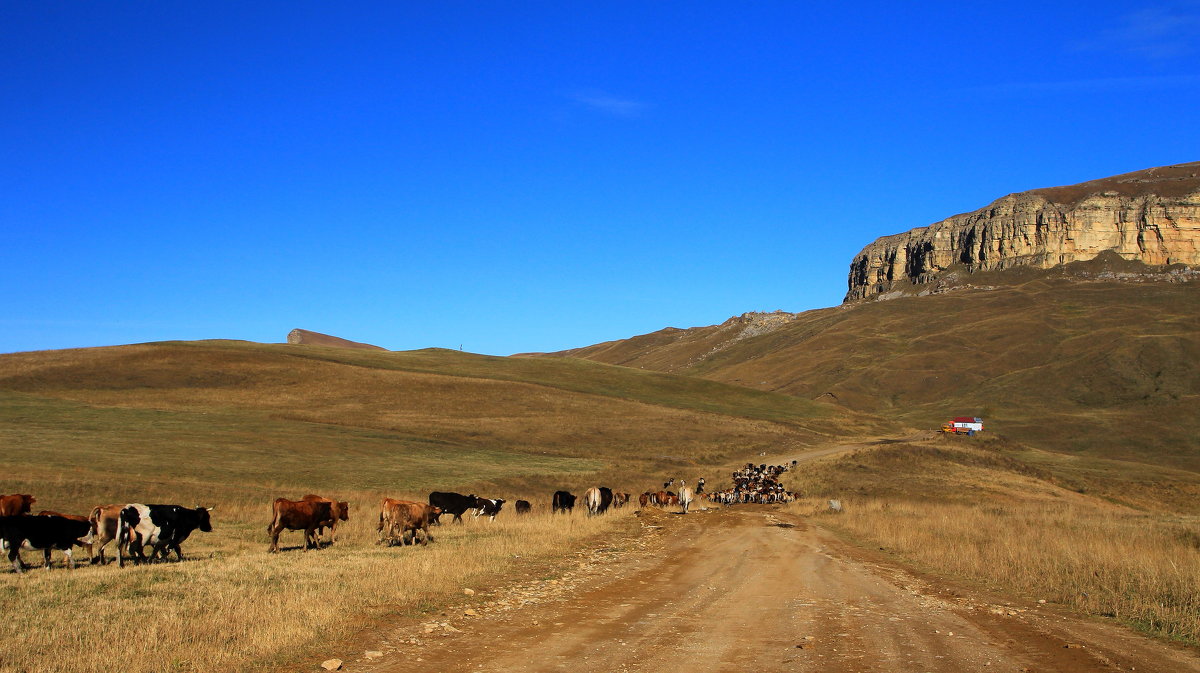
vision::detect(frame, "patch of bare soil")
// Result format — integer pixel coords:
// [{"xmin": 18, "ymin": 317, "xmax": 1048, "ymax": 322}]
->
[{"xmin": 333, "ymin": 504, "xmax": 1199, "ymax": 673}]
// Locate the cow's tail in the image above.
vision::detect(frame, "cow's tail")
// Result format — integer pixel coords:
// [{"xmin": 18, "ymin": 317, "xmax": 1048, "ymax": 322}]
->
[
  {"xmin": 87, "ymin": 506, "xmax": 103, "ymax": 561},
  {"xmin": 115, "ymin": 507, "xmax": 130, "ymax": 568}
]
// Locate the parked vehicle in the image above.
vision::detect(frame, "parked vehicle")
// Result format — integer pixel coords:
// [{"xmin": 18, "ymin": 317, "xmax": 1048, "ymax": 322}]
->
[{"xmin": 940, "ymin": 416, "xmax": 984, "ymax": 435}]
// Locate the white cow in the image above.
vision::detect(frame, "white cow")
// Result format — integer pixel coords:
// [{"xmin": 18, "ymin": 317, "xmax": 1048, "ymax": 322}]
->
[
  {"xmin": 678, "ymin": 481, "xmax": 694, "ymax": 514},
  {"xmin": 583, "ymin": 487, "xmax": 602, "ymax": 516}
]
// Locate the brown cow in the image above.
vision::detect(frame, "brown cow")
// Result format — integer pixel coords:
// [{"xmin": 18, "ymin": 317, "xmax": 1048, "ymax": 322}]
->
[
  {"xmin": 377, "ymin": 498, "xmax": 440, "ymax": 546},
  {"xmin": 0, "ymin": 494, "xmax": 35, "ymax": 516},
  {"xmin": 88, "ymin": 504, "xmax": 125, "ymax": 564},
  {"xmin": 300, "ymin": 494, "xmax": 350, "ymax": 546},
  {"xmin": 655, "ymin": 491, "xmax": 669, "ymax": 508},
  {"xmin": 638, "ymin": 492, "xmax": 651, "ymax": 508},
  {"xmin": 37, "ymin": 511, "xmax": 95, "ymax": 561},
  {"xmin": 267, "ymin": 498, "xmax": 332, "ymax": 553}
]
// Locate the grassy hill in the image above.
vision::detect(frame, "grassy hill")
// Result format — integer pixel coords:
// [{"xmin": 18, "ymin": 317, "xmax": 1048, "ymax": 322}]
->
[
  {"xmin": 0, "ymin": 338, "xmax": 899, "ymax": 673},
  {"xmin": 545, "ymin": 260, "xmax": 1200, "ymax": 471},
  {"xmin": 0, "ymin": 339, "xmax": 888, "ymax": 513}
]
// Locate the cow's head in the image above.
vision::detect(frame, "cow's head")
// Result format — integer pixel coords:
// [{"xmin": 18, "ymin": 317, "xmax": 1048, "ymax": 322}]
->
[
  {"xmin": 78, "ymin": 520, "xmax": 97, "ymax": 547},
  {"xmin": 338, "ymin": 501, "xmax": 350, "ymax": 521},
  {"xmin": 20, "ymin": 494, "xmax": 35, "ymax": 514},
  {"xmin": 194, "ymin": 506, "xmax": 214, "ymax": 532}
]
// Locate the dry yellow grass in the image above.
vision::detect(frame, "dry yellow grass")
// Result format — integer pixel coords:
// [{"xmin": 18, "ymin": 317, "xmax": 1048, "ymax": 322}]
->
[
  {"xmin": 787, "ymin": 438, "xmax": 1200, "ymax": 643},
  {"xmin": 810, "ymin": 499, "xmax": 1200, "ymax": 642},
  {"xmin": 0, "ymin": 496, "xmax": 634, "ymax": 673}
]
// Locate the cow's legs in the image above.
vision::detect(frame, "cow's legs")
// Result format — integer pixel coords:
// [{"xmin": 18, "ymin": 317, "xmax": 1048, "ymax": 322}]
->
[
  {"xmin": 9, "ymin": 546, "xmax": 25, "ymax": 574},
  {"xmin": 64, "ymin": 548, "xmax": 75, "ymax": 569},
  {"xmin": 43, "ymin": 549, "xmax": 52, "ymax": 569},
  {"xmin": 149, "ymin": 543, "xmax": 168, "ymax": 561}
]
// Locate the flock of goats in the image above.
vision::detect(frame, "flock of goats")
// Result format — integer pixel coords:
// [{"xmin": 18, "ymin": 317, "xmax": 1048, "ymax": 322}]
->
[{"xmin": 0, "ymin": 461, "xmax": 799, "ymax": 574}]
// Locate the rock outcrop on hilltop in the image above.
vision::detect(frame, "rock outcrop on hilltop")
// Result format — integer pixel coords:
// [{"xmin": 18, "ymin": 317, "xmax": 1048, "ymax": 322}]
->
[
  {"xmin": 846, "ymin": 162, "xmax": 1200, "ymax": 301},
  {"xmin": 286, "ymin": 329, "xmax": 387, "ymax": 351}
]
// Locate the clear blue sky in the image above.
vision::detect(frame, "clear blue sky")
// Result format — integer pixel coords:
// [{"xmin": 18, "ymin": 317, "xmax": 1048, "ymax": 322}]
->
[{"xmin": 3, "ymin": 2, "xmax": 1198, "ymax": 355}]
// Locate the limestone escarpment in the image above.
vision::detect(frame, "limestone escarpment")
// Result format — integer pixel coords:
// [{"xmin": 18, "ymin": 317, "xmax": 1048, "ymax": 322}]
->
[{"xmin": 846, "ymin": 162, "xmax": 1200, "ymax": 301}]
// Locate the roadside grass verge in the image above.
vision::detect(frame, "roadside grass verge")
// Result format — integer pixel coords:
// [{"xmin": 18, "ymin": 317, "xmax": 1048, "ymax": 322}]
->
[
  {"xmin": 0, "ymin": 501, "xmax": 634, "ymax": 673},
  {"xmin": 790, "ymin": 437, "xmax": 1200, "ymax": 644}
]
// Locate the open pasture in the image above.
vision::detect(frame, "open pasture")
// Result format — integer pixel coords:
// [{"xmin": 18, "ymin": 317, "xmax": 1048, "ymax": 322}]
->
[
  {"xmin": 1, "ymin": 495, "xmax": 632, "ymax": 673},
  {"xmin": 0, "ymin": 340, "xmax": 846, "ymax": 672}
]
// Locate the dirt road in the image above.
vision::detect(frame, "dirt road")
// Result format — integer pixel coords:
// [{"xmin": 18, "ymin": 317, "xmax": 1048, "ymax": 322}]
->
[{"xmin": 358, "ymin": 504, "xmax": 1200, "ymax": 673}]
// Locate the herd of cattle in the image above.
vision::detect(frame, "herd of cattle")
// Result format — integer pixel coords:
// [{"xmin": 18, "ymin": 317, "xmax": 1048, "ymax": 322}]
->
[
  {"xmin": 0, "ymin": 493, "xmax": 214, "ymax": 573},
  {"xmin": 706, "ymin": 462, "xmax": 799, "ymax": 504},
  {"xmin": 0, "ymin": 465, "xmax": 800, "ymax": 573}
]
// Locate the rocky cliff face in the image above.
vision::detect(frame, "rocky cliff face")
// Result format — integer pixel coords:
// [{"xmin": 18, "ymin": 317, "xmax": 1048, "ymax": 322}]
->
[{"xmin": 846, "ymin": 162, "xmax": 1200, "ymax": 301}]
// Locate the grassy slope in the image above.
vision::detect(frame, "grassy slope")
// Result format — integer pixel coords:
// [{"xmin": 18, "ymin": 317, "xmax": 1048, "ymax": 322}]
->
[
  {"xmin": 0, "ymin": 339, "xmax": 882, "ymax": 514},
  {"xmin": 549, "ymin": 275, "xmax": 1200, "ymax": 470},
  {"xmin": 0, "ymin": 339, "xmax": 888, "ymax": 673}
]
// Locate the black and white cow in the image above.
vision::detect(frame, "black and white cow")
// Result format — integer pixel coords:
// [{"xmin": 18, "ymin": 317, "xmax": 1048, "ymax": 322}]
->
[
  {"xmin": 0, "ymin": 514, "xmax": 94, "ymax": 573},
  {"xmin": 116, "ymin": 504, "xmax": 213, "ymax": 567},
  {"xmin": 428, "ymin": 492, "xmax": 478, "ymax": 524},
  {"xmin": 472, "ymin": 497, "xmax": 505, "ymax": 521}
]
